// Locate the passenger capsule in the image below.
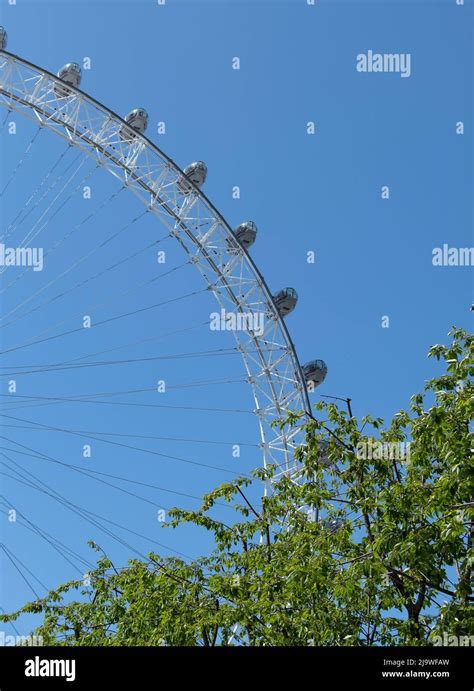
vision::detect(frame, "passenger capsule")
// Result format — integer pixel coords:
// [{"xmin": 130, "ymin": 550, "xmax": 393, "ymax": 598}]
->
[
  {"xmin": 317, "ymin": 439, "xmax": 332, "ymax": 467},
  {"xmin": 273, "ymin": 287, "xmax": 298, "ymax": 318},
  {"xmin": 177, "ymin": 161, "xmax": 208, "ymax": 195},
  {"xmin": 119, "ymin": 108, "xmax": 149, "ymax": 140},
  {"xmin": 55, "ymin": 62, "xmax": 82, "ymax": 97},
  {"xmin": 320, "ymin": 518, "xmax": 344, "ymax": 534},
  {"xmin": 318, "ymin": 439, "xmax": 342, "ymax": 468},
  {"xmin": 302, "ymin": 359, "xmax": 327, "ymax": 390},
  {"xmin": 226, "ymin": 221, "xmax": 258, "ymax": 253},
  {"xmin": 0, "ymin": 27, "xmax": 7, "ymax": 51}
]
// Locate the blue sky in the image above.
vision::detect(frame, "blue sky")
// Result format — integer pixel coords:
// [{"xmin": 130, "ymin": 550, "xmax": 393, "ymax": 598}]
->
[{"xmin": 0, "ymin": 0, "xmax": 472, "ymax": 633}]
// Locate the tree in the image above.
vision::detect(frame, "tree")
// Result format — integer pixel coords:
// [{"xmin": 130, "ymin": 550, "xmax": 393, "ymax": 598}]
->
[{"xmin": 2, "ymin": 325, "xmax": 472, "ymax": 645}]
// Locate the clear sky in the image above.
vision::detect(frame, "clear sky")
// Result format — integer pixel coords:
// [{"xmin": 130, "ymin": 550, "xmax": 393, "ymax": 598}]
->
[{"xmin": 0, "ymin": 0, "xmax": 471, "ymax": 634}]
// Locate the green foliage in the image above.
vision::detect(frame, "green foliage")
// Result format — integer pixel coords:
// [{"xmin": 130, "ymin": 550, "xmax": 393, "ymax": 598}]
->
[{"xmin": 1, "ymin": 326, "xmax": 472, "ymax": 646}]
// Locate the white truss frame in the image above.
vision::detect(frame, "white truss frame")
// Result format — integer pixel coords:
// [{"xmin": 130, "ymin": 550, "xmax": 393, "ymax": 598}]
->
[{"xmin": 0, "ymin": 50, "xmax": 312, "ymax": 487}]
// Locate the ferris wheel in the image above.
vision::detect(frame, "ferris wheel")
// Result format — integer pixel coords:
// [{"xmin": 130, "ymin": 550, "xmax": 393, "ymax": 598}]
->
[{"xmin": 0, "ymin": 27, "xmax": 327, "ymax": 631}]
